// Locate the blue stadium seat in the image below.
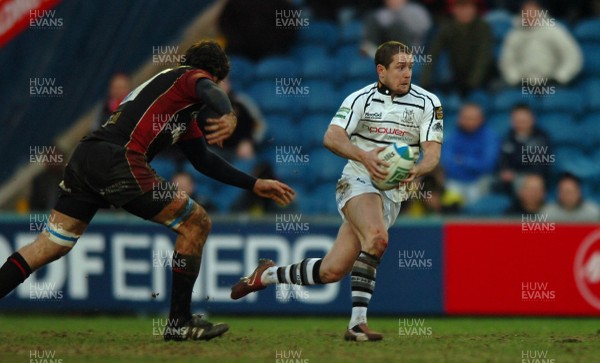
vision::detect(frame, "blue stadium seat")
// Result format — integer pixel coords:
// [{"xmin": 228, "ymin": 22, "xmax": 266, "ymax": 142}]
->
[
  {"xmin": 299, "ymin": 183, "xmax": 338, "ymax": 215},
  {"xmin": 577, "ymin": 115, "xmax": 600, "ymax": 151},
  {"xmin": 346, "ymin": 57, "xmax": 375, "ymax": 80},
  {"xmin": 255, "ymin": 56, "xmax": 300, "ymax": 79},
  {"xmin": 291, "ymin": 44, "xmax": 329, "ymax": 63},
  {"xmin": 302, "ymin": 57, "xmax": 336, "ymax": 81},
  {"xmin": 554, "ymin": 146, "xmax": 600, "ymax": 181},
  {"xmin": 582, "ymin": 78, "xmax": 600, "ymax": 111},
  {"xmin": 581, "ymin": 45, "xmax": 600, "ymax": 77},
  {"xmin": 228, "ymin": 56, "xmax": 254, "ymax": 89},
  {"xmin": 334, "ymin": 44, "xmax": 362, "ymax": 64},
  {"xmin": 150, "ymin": 157, "xmax": 176, "ymax": 181},
  {"xmin": 441, "ymin": 92, "xmax": 462, "ymax": 113},
  {"xmin": 302, "ymin": 81, "xmax": 340, "ymax": 113},
  {"xmin": 299, "ymin": 113, "xmax": 331, "ymax": 147},
  {"xmin": 486, "ymin": 113, "xmax": 511, "ymax": 138},
  {"xmin": 308, "ymin": 149, "xmax": 346, "ymax": 183},
  {"xmin": 463, "ymin": 194, "xmax": 511, "ymax": 216},
  {"xmin": 541, "ymin": 89, "xmax": 584, "ymax": 115},
  {"xmin": 264, "ymin": 115, "xmax": 297, "ymax": 145},
  {"xmin": 537, "ymin": 113, "xmax": 579, "ymax": 146},
  {"xmin": 247, "ymin": 81, "xmax": 297, "ymax": 115},
  {"xmin": 273, "ymin": 160, "xmax": 310, "ymax": 183},
  {"xmin": 574, "ymin": 19, "xmax": 600, "ymax": 43},
  {"xmin": 492, "ymin": 89, "xmax": 534, "ymax": 112},
  {"xmin": 341, "ymin": 21, "xmax": 363, "ymax": 45},
  {"xmin": 297, "ymin": 20, "xmax": 339, "ymax": 48}
]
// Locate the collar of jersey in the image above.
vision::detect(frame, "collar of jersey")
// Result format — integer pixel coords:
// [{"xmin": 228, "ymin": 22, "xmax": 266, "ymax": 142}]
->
[{"xmin": 377, "ymin": 81, "xmax": 411, "ymax": 100}]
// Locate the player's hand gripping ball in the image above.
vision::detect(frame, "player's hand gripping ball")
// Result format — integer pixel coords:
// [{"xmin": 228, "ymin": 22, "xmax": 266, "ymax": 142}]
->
[{"xmin": 371, "ymin": 142, "xmax": 416, "ymax": 190}]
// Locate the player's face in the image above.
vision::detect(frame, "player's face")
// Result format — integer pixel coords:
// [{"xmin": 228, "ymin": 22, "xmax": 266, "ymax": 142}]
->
[{"xmin": 379, "ymin": 52, "xmax": 413, "ymax": 95}]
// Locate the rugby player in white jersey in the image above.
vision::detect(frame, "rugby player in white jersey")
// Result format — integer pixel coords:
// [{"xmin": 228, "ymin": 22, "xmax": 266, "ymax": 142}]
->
[{"xmin": 231, "ymin": 41, "xmax": 443, "ymax": 341}]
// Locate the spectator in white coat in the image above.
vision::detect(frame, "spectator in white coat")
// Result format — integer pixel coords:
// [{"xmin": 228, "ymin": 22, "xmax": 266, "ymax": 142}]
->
[{"xmin": 499, "ymin": 0, "xmax": 582, "ymax": 86}]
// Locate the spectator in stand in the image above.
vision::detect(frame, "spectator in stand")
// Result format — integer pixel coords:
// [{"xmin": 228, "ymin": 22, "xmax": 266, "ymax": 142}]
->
[
  {"xmin": 171, "ymin": 171, "xmax": 217, "ymax": 213},
  {"xmin": 497, "ymin": 103, "xmax": 552, "ymax": 195},
  {"xmin": 542, "ymin": 173, "xmax": 600, "ymax": 221},
  {"xmin": 421, "ymin": 0, "xmax": 493, "ymax": 97},
  {"xmin": 505, "ymin": 173, "xmax": 547, "ymax": 215},
  {"xmin": 215, "ymin": 76, "xmax": 266, "ymax": 161},
  {"xmin": 94, "ymin": 73, "xmax": 133, "ymax": 129},
  {"xmin": 441, "ymin": 103, "xmax": 499, "ymax": 203},
  {"xmin": 361, "ymin": 0, "xmax": 432, "ymax": 58},
  {"xmin": 218, "ymin": 0, "xmax": 298, "ymax": 60},
  {"xmin": 499, "ymin": 0, "xmax": 583, "ymax": 87},
  {"xmin": 403, "ymin": 165, "xmax": 464, "ymax": 216}
]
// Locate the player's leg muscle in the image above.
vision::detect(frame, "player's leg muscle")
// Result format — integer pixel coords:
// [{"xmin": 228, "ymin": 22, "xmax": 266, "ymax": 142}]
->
[
  {"xmin": 343, "ymin": 193, "xmax": 389, "ymax": 258},
  {"xmin": 152, "ymin": 197, "xmax": 211, "ymax": 255},
  {"xmin": 320, "ymin": 222, "xmax": 361, "ymax": 283}
]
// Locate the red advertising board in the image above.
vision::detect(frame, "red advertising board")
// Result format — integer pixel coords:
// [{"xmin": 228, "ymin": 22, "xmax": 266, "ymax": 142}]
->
[
  {"xmin": 445, "ymin": 223, "xmax": 600, "ymax": 315},
  {"xmin": 0, "ymin": 0, "xmax": 61, "ymax": 47}
]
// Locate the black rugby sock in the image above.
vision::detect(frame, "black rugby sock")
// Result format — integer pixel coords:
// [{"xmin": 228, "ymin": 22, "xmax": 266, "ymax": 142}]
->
[
  {"xmin": 0, "ymin": 252, "xmax": 33, "ymax": 299},
  {"xmin": 169, "ymin": 251, "xmax": 201, "ymax": 325}
]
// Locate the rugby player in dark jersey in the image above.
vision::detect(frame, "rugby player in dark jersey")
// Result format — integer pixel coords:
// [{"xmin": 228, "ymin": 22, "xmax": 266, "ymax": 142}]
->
[{"xmin": 0, "ymin": 40, "xmax": 295, "ymax": 341}]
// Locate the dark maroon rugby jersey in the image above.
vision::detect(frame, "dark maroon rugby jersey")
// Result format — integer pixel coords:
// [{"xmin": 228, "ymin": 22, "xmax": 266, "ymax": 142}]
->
[{"xmin": 87, "ymin": 66, "xmax": 214, "ymax": 161}]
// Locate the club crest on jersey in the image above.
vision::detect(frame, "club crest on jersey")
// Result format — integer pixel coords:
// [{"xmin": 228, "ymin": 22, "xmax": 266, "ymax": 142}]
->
[
  {"xmin": 364, "ymin": 111, "xmax": 382, "ymax": 120},
  {"xmin": 401, "ymin": 109, "xmax": 415, "ymax": 125}
]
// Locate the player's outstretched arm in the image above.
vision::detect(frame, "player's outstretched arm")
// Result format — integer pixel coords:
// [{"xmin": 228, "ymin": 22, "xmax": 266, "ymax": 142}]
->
[
  {"xmin": 253, "ymin": 179, "xmax": 295, "ymax": 206},
  {"xmin": 323, "ymin": 125, "xmax": 389, "ymax": 180},
  {"xmin": 179, "ymin": 138, "xmax": 295, "ymax": 206},
  {"xmin": 179, "ymin": 137, "xmax": 256, "ymax": 189}
]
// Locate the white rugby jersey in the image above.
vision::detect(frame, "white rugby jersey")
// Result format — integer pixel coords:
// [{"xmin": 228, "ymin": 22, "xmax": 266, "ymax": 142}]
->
[{"xmin": 330, "ymin": 82, "xmax": 443, "ymax": 201}]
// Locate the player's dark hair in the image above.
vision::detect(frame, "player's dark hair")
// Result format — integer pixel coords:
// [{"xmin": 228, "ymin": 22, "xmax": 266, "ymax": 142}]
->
[
  {"xmin": 182, "ymin": 40, "xmax": 230, "ymax": 81},
  {"xmin": 511, "ymin": 102, "xmax": 532, "ymax": 113},
  {"xmin": 374, "ymin": 41, "xmax": 412, "ymax": 69}
]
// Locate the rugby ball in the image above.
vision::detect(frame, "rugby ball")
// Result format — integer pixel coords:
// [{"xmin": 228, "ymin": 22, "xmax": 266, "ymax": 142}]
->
[{"xmin": 371, "ymin": 142, "xmax": 416, "ymax": 190}]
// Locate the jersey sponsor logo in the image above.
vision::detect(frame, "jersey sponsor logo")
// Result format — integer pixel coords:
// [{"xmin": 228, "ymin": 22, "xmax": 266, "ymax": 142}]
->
[
  {"xmin": 362, "ymin": 124, "xmax": 408, "ymax": 136},
  {"xmin": 434, "ymin": 106, "xmax": 443, "ymax": 120},
  {"xmin": 364, "ymin": 111, "xmax": 382, "ymax": 120},
  {"xmin": 432, "ymin": 121, "xmax": 443, "ymax": 133},
  {"xmin": 334, "ymin": 106, "xmax": 351, "ymax": 120}
]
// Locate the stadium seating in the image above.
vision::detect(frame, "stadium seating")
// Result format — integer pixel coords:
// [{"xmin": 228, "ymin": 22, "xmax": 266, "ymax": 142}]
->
[
  {"xmin": 537, "ymin": 113, "xmax": 579, "ymax": 147},
  {"xmin": 297, "ymin": 21, "xmax": 339, "ymax": 48},
  {"xmin": 299, "ymin": 113, "xmax": 331, "ymax": 147},
  {"xmin": 541, "ymin": 89, "xmax": 584, "ymax": 115},
  {"xmin": 229, "ymin": 56, "xmax": 255, "ymax": 89},
  {"xmin": 581, "ymin": 45, "xmax": 600, "ymax": 77},
  {"xmin": 573, "ymin": 18, "xmax": 600, "ymax": 44},
  {"xmin": 463, "ymin": 193, "xmax": 512, "ymax": 216},
  {"xmin": 255, "ymin": 56, "xmax": 301, "ymax": 79}
]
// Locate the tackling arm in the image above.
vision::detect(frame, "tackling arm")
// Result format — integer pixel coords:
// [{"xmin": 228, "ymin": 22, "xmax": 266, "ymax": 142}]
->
[{"xmin": 179, "ymin": 137, "xmax": 257, "ymax": 190}]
